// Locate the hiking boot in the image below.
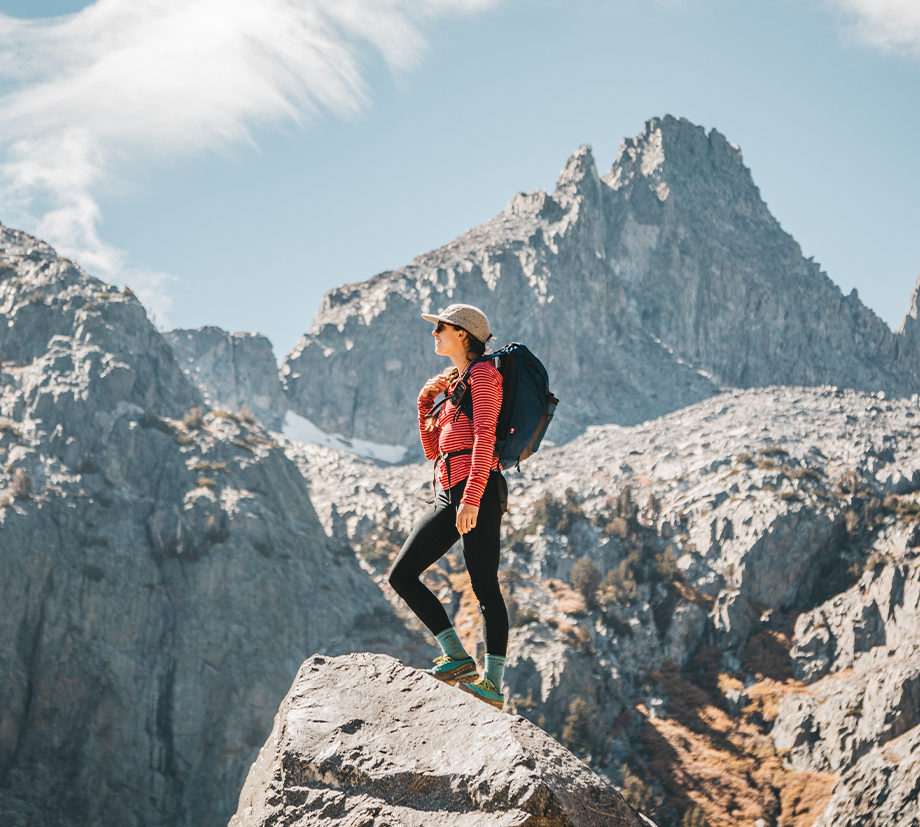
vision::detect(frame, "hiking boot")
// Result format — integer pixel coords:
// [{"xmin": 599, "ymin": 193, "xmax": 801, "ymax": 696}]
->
[
  {"xmin": 458, "ymin": 676, "xmax": 504, "ymax": 710},
  {"xmin": 425, "ymin": 655, "xmax": 478, "ymax": 684}
]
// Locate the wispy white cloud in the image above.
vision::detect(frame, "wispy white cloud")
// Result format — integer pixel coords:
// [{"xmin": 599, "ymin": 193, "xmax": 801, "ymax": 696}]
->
[
  {"xmin": 0, "ymin": 0, "xmax": 499, "ymax": 324},
  {"xmin": 825, "ymin": 0, "xmax": 920, "ymax": 57}
]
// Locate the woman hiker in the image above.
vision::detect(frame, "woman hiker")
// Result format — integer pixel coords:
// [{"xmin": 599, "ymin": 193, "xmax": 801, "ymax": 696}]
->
[{"xmin": 387, "ymin": 303, "xmax": 508, "ymax": 710}]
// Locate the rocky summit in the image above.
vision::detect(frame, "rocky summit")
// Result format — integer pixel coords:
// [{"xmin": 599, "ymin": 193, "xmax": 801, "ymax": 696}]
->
[
  {"xmin": 230, "ymin": 653, "xmax": 646, "ymax": 827},
  {"xmin": 0, "ymin": 224, "xmax": 428, "ymax": 827},
  {"xmin": 281, "ymin": 116, "xmax": 920, "ymax": 448}
]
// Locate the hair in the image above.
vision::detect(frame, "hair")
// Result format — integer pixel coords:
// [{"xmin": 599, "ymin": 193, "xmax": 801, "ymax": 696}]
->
[
  {"xmin": 442, "ymin": 327, "xmax": 487, "ymax": 383},
  {"xmin": 424, "ymin": 327, "xmax": 491, "ymax": 431}
]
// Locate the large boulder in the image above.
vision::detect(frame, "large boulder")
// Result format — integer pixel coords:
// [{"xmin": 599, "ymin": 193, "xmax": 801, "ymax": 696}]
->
[{"xmin": 230, "ymin": 653, "xmax": 647, "ymax": 827}]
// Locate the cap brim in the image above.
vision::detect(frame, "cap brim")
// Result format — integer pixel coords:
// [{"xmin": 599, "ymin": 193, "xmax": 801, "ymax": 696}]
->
[{"xmin": 421, "ymin": 313, "xmax": 445, "ymax": 324}]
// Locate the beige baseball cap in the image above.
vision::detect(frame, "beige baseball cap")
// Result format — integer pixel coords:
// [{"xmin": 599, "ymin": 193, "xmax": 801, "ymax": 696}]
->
[{"xmin": 421, "ymin": 303, "xmax": 492, "ymax": 344}]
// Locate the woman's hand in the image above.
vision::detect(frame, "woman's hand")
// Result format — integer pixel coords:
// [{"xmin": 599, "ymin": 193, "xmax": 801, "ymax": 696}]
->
[
  {"xmin": 421, "ymin": 374, "xmax": 451, "ymax": 398},
  {"xmin": 456, "ymin": 503, "xmax": 479, "ymax": 534}
]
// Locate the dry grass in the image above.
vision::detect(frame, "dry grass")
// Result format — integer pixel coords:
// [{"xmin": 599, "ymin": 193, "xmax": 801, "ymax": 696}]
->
[
  {"xmin": 10, "ymin": 469, "xmax": 31, "ymax": 500},
  {"xmin": 777, "ymin": 772, "xmax": 838, "ymax": 827},
  {"xmin": 213, "ymin": 407, "xmax": 256, "ymax": 424},
  {"xmin": 191, "ymin": 460, "xmax": 228, "ymax": 473},
  {"xmin": 673, "ymin": 581, "xmax": 716, "ymax": 613},
  {"xmin": 637, "ymin": 666, "xmax": 836, "ymax": 827},
  {"xmin": 742, "ymin": 679, "xmax": 802, "ymax": 725},
  {"xmin": 183, "ymin": 407, "xmax": 205, "ymax": 430}
]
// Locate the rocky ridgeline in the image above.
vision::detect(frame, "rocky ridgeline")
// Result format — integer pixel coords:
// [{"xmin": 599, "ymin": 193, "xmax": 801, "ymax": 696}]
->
[
  {"xmin": 230, "ymin": 653, "xmax": 646, "ymax": 827},
  {"xmin": 0, "ymin": 225, "xmax": 428, "ymax": 827},
  {"xmin": 290, "ymin": 385, "xmax": 920, "ymax": 826},
  {"xmin": 164, "ymin": 326, "xmax": 288, "ymax": 431},
  {"xmin": 279, "ymin": 115, "xmax": 920, "ymax": 448}
]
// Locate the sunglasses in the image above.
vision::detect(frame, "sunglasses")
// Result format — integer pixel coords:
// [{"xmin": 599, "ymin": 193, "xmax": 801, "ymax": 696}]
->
[{"xmin": 435, "ymin": 321, "xmax": 459, "ymax": 333}]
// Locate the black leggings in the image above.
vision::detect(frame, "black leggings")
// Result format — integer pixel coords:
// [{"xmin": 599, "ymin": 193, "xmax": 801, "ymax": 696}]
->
[{"xmin": 388, "ymin": 472, "xmax": 508, "ymax": 656}]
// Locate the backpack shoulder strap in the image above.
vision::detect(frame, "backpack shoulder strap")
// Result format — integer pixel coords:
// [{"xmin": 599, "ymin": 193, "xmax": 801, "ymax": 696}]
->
[{"xmin": 453, "ymin": 354, "xmax": 498, "ymax": 423}]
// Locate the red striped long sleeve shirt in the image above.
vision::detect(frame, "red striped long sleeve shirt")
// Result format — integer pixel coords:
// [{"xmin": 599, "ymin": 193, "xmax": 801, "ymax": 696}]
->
[{"xmin": 417, "ymin": 360, "xmax": 503, "ymax": 508}]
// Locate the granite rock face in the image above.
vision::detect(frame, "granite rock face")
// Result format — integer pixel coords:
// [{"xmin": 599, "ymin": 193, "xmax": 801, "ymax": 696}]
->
[
  {"xmin": 769, "ymin": 553, "xmax": 920, "ymax": 823},
  {"xmin": 164, "ymin": 326, "xmax": 288, "ymax": 431},
  {"xmin": 230, "ymin": 652, "xmax": 646, "ymax": 827},
  {"xmin": 895, "ymin": 272, "xmax": 920, "ymax": 365},
  {"xmin": 281, "ymin": 116, "xmax": 920, "ymax": 447},
  {"xmin": 0, "ymin": 225, "xmax": 428, "ymax": 827},
  {"xmin": 603, "ymin": 119, "xmax": 915, "ymax": 394},
  {"xmin": 772, "ymin": 641, "xmax": 920, "ymax": 774},
  {"xmin": 790, "ymin": 555, "xmax": 920, "ymax": 683},
  {"xmin": 811, "ymin": 723, "xmax": 920, "ymax": 827}
]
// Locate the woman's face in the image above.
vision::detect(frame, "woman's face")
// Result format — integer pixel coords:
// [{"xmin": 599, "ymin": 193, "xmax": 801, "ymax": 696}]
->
[{"xmin": 433, "ymin": 321, "xmax": 467, "ymax": 358}]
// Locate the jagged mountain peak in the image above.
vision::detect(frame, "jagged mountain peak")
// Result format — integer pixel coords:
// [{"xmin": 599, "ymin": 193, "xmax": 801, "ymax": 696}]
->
[
  {"xmin": 0, "ymin": 222, "xmax": 201, "ymax": 420},
  {"xmin": 279, "ymin": 115, "xmax": 920, "ymax": 449},
  {"xmin": 894, "ymin": 272, "xmax": 920, "ymax": 365},
  {"xmin": 608, "ymin": 115, "xmax": 742, "ymax": 178},
  {"xmin": 604, "ymin": 115, "xmax": 768, "ymax": 227},
  {"xmin": 897, "ymin": 272, "xmax": 920, "ymax": 330},
  {"xmin": 554, "ymin": 143, "xmax": 601, "ymax": 203}
]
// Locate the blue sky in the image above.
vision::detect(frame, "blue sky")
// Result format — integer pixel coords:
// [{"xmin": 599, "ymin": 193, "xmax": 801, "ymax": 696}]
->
[{"xmin": 1, "ymin": 0, "xmax": 918, "ymax": 357}]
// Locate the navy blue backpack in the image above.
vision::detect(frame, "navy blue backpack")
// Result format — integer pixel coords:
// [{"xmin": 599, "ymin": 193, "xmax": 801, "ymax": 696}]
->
[{"xmin": 434, "ymin": 343, "xmax": 559, "ymax": 470}]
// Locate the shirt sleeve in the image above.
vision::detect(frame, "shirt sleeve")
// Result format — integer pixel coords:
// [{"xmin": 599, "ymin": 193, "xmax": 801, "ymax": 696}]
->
[
  {"xmin": 459, "ymin": 363, "xmax": 503, "ymax": 508},
  {"xmin": 417, "ymin": 393, "xmax": 440, "ymax": 460}
]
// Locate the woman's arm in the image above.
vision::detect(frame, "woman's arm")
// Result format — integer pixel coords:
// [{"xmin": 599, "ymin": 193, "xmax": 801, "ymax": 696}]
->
[
  {"xmin": 417, "ymin": 374, "xmax": 449, "ymax": 460},
  {"xmin": 459, "ymin": 362, "xmax": 502, "ymax": 509}
]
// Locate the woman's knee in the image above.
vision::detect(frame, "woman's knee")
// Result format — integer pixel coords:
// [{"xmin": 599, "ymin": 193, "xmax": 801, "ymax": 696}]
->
[
  {"xmin": 469, "ymin": 577, "xmax": 505, "ymax": 610},
  {"xmin": 387, "ymin": 560, "xmax": 410, "ymax": 595}
]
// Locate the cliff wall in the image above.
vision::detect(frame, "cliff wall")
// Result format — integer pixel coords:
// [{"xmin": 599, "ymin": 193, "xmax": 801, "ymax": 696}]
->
[{"xmin": 0, "ymin": 225, "xmax": 428, "ymax": 827}]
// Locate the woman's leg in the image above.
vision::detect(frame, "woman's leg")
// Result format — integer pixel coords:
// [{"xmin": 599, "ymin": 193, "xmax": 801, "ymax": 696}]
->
[
  {"xmin": 460, "ymin": 473, "xmax": 508, "ymax": 658},
  {"xmin": 387, "ymin": 488, "xmax": 461, "ymax": 638}
]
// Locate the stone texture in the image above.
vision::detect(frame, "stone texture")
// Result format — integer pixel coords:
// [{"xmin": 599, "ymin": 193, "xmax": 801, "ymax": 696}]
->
[
  {"xmin": 791, "ymin": 556, "xmax": 920, "ymax": 682},
  {"xmin": 164, "ymin": 326, "xmax": 287, "ymax": 431},
  {"xmin": 0, "ymin": 224, "xmax": 429, "ymax": 827},
  {"xmin": 603, "ymin": 119, "xmax": 916, "ymax": 395},
  {"xmin": 895, "ymin": 272, "xmax": 920, "ymax": 365},
  {"xmin": 769, "ymin": 553, "xmax": 920, "ymax": 815},
  {"xmin": 281, "ymin": 116, "xmax": 920, "ymax": 448},
  {"xmin": 230, "ymin": 653, "xmax": 645, "ymax": 827},
  {"xmin": 811, "ymin": 723, "xmax": 920, "ymax": 827},
  {"xmin": 773, "ymin": 642, "xmax": 920, "ymax": 773}
]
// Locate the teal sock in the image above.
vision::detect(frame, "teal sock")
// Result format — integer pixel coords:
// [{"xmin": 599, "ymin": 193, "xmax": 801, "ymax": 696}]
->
[
  {"xmin": 435, "ymin": 628, "xmax": 469, "ymax": 660},
  {"xmin": 484, "ymin": 655, "xmax": 506, "ymax": 688}
]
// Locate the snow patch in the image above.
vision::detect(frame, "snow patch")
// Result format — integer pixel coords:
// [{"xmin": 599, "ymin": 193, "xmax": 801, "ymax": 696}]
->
[{"xmin": 282, "ymin": 411, "xmax": 407, "ymax": 464}]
